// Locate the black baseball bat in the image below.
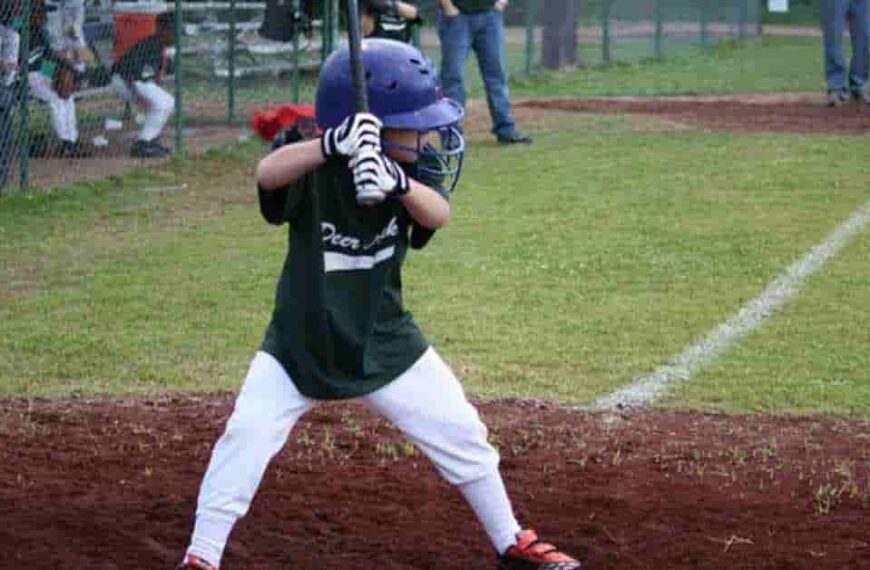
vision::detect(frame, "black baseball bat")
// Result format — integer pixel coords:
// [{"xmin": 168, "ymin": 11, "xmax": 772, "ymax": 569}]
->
[{"xmin": 344, "ymin": 0, "xmax": 369, "ymax": 113}]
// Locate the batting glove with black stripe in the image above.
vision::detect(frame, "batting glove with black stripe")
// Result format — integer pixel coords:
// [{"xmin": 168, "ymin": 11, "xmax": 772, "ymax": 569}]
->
[
  {"xmin": 349, "ymin": 147, "xmax": 410, "ymax": 206},
  {"xmin": 321, "ymin": 112, "xmax": 382, "ymax": 159}
]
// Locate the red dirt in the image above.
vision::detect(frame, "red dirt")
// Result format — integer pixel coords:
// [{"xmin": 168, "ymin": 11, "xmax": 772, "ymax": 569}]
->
[
  {"xmin": 515, "ymin": 94, "xmax": 870, "ymax": 135},
  {"xmin": 1, "ymin": 396, "xmax": 868, "ymax": 569}
]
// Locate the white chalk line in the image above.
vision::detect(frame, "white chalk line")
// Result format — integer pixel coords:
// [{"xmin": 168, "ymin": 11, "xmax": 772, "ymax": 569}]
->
[{"xmin": 590, "ymin": 197, "xmax": 870, "ymax": 412}]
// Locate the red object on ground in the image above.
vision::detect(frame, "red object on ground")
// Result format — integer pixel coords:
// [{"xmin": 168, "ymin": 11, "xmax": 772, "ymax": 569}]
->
[{"xmin": 252, "ymin": 103, "xmax": 317, "ymax": 142}]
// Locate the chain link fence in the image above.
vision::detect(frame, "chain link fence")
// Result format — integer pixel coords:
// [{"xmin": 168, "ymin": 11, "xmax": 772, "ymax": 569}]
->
[
  {"xmin": 413, "ymin": 0, "xmax": 761, "ymax": 78},
  {"xmin": 1, "ymin": 0, "xmax": 762, "ymax": 195}
]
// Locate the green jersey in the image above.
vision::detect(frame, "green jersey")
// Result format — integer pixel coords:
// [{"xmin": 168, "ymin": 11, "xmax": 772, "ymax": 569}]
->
[
  {"xmin": 258, "ymin": 159, "xmax": 434, "ymax": 400},
  {"xmin": 452, "ymin": 0, "xmax": 496, "ymax": 13}
]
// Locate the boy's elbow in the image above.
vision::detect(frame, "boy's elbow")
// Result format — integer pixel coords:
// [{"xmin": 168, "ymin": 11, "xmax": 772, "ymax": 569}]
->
[{"xmin": 256, "ymin": 158, "xmax": 275, "ymax": 190}]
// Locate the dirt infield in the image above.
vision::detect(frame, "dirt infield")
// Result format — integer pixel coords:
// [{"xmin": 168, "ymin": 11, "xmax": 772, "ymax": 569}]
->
[
  {"xmin": 514, "ymin": 94, "xmax": 870, "ymax": 135},
  {"xmin": 1, "ymin": 396, "xmax": 868, "ymax": 569}
]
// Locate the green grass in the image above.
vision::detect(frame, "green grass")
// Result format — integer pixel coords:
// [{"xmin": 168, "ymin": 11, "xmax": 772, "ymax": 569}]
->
[
  {"xmin": 2, "ymin": 113, "xmax": 869, "ymax": 416},
  {"xmin": 511, "ymin": 36, "xmax": 825, "ymax": 97},
  {"xmin": 2, "ymin": 34, "xmax": 868, "ymax": 415},
  {"xmin": 179, "ymin": 35, "xmax": 825, "ymax": 115},
  {"xmin": 663, "ymin": 230, "xmax": 870, "ymax": 415}
]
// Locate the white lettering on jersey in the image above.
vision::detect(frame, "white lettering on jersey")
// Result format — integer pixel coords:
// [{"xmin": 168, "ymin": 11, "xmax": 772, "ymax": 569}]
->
[{"xmin": 321, "ymin": 216, "xmax": 400, "ymax": 272}]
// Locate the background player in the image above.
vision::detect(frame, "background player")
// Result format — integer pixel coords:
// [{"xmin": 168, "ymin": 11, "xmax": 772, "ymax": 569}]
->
[
  {"xmin": 25, "ymin": 0, "xmax": 89, "ymax": 157},
  {"xmin": 174, "ymin": 39, "xmax": 580, "ymax": 570},
  {"xmin": 109, "ymin": 11, "xmax": 176, "ymax": 158}
]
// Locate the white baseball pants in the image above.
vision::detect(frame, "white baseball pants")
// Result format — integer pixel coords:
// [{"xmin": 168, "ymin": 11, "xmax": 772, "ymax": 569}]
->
[
  {"xmin": 28, "ymin": 71, "xmax": 77, "ymax": 143},
  {"xmin": 185, "ymin": 348, "xmax": 521, "ymax": 567},
  {"xmin": 111, "ymin": 74, "xmax": 174, "ymax": 142},
  {"xmin": 46, "ymin": 0, "xmax": 86, "ymax": 51}
]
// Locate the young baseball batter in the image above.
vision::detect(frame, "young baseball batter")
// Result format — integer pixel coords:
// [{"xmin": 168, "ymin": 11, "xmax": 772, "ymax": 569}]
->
[
  {"xmin": 110, "ymin": 11, "xmax": 175, "ymax": 158},
  {"xmin": 361, "ymin": 0, "xmax": 421, "ymax": 43},
  {"xmin": 175, "ymin": 39, "xmax": 580, "ymax": 570}
]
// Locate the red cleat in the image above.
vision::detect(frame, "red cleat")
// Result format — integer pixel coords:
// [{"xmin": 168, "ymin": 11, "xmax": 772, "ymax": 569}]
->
[
  {"xmin": 174, "ymin": 554, "xmax": 218, "ymax": 570},
  {"xmin": 497, "ymin": 529, "xmax": 581, "ymax": 570}
]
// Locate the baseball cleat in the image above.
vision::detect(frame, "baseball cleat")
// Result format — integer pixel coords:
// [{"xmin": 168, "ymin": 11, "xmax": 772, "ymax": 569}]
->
[
  {"xmin": 174, "ymin": 554, "xmax": 218, "ymax": 570},
  {"xmin": 826, "ymin": 90, "xmax": 849, "ymax": 107},
  {"xmin": 852, "ymin": 91, "xmax": 870, "ymax": 106},
  {"xmin": 497, "ymin": 529, "xmax": 581, "ymax": 570},
  {"xmin": 497, "ymin": 130, "xmax": 533, "ymax": 145}
]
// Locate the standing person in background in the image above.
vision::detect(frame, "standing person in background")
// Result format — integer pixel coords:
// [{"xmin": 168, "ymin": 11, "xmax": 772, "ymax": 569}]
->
[
  {"xmin": 821, "ymin": 0, "xmax": 869, "ymax": 106},
  {"xmin": 437, "ymin": 0, "xmax": 531, "ymax": 144},
  {"xmin": 361, "ymin": 0, "xmax": 422, "ymax": 43},
  {"xmin": 109, "ymin": 11, "xmax": 176, "ymax": 158}
]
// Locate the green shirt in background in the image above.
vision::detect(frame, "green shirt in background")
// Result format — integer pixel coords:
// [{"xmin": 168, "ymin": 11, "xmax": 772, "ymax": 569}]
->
[
  {"xmin": 451, "ymin": 0, "xmax": 496, "ymax": 14},
  {"xmin": 258, "ymin": 159, "xmax": 431, "ymax": 400}
]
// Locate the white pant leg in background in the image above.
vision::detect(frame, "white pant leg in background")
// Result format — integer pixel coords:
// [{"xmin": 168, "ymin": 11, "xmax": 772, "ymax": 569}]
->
[
  {"xmin": 110, "ymin": 73, "xmax": 136, "ymax": 105},
  {"xmin": 28, "ymin": 71, "xmax": 78, "ymax": 143},
  {"xmin": 112, "ymin": 74, "xmax": 174, "ymax": 142},
  {"xmin": 187, "ymin": 351, "xmax": 315, "ymax": 566},
  {"xmin": 0, "ymin": 26, "xmax": 19, "ymax": 87},
  {"xmin": 1, "ymin": 25, "xmax": 20, "ymax": 77},
  {"xmin": 45, "ymin": 0, "xmax": 85, "ymax": 52},
  {"xmin": 61, "ymin": 0, "xmax": 86, "ymax": 50}
]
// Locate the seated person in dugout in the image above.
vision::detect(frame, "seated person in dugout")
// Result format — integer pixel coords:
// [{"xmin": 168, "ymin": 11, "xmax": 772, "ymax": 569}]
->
[
  {"xmin": 110, "ymin": 11, "xmax": 176, "ymax": 159},
  {"xmin": 24, "ymin": 0, "xmax": 91, "ymax": 158},
  {"xmin": 361, "ymin": 0, "xmax": 421, "ymax": 43}
]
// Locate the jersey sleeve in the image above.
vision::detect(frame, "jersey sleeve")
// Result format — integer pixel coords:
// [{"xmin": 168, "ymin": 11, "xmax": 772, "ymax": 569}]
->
[
  {"xmin": 405, "ymin": 155, "xmax": 449, "ymax": 250},
  {"xmin": 257, "ymin": 173, "xmax": 310, "ymax": 225}
]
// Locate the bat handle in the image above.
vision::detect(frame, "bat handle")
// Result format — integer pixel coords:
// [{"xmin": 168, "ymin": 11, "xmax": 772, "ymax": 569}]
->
[{"xmin": 356, "ymin": 186, "xmax": 386, "ymax": 206}]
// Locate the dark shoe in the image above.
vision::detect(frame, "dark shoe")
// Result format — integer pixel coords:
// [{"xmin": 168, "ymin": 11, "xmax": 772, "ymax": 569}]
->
[
  {"xmin": 59, "ymin": 140, "xmax": 94, "ymax": 158},
  {"xmin": 175, "ymin": 554, "xmax": 218, "ymax": 570},
  {"xmin": 497, "ymin": 529, "xmax": 581, "ymax": 569},
  {"xmin": 852, "ymin": 90, "xmax": 870, "ymax": 106},
  {"xmin": 131, "ymin": 139, "xmax": 171, "ymax": 159},
  {"xmin": 497, "ymin": 131, "xmax": 533, "ymax": 145},
  {"xmin": 827, "ymin": 90, "xmax": 849, "ymax": 107}
]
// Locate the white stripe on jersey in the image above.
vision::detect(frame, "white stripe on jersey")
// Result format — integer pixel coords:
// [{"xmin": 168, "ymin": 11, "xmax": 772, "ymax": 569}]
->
[{"xmin": 324, "ymin": 246, "xmax": 396, "ymax": 273}]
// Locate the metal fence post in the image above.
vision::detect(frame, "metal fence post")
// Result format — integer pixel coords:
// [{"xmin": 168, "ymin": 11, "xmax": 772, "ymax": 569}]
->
[
  {"xmin": 738, "ymin": 0, "xmax": 748, "ymax": 42},
  {"xmin": 757, "ymin": 0, "xmax": 763, "ymax": 36},
  {"xmin": 174, "ymin": 0, "xmax": 183, "ymax": 155},
  {"xmin": 18, "ymin": 0, "xmax": 31, "ymax": 189},
  {"xmin": 525, "ymin": 0, "xmax": 536, "ymax": 74},
  {"xmin": 654, "ymin": 0, "xmax": 663, "ymax": 58},
  {"xmin": 331, "ymin": 0, "xmax": 340, "ymax": 55},
  {"xmin": 602, "ymin": 0, "xmax": 611, "ymax": 64},
  {"xmin": 699, "ymin": 0, "xmax": 709, "ymax": 50},
  {"xmin": 292, "ymin": 0, "xmax": 300, "ymax": 103},
  {"xmin": 228, "ymin": 0, "xmax": 237, "ymax": 123}
]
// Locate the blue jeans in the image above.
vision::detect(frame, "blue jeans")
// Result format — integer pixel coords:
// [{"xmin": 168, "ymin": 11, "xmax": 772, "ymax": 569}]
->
[
  {"xmin": 0, "ymin": 87, "xmax": 15, "ymax": 193},
  {"xmin": 821, "ymin": 0, "xmax": 869, "ymax": 93},
  {"xmin": 438, "ymin": 9, "xmax": 517, "ymax": 138}
]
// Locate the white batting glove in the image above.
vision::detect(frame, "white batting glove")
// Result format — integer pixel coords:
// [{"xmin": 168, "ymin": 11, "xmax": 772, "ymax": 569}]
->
[
  {"xmin": 349, "ymin": 147, "xmax": 410, "ymax": 206},
  {"xmin": 321, "ymin": 112, "xmax": 382, "ymax": 159}
]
